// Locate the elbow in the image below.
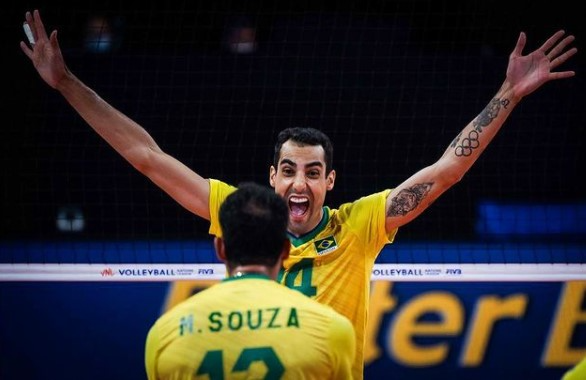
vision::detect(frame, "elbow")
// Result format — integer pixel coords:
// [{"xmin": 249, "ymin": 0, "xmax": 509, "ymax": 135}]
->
[
  {"xmin": 432, "ymin": 167, "xmax": 465, "ymax": 194},
  {"xmin": 435, "ymin": 158, "xmax": 469, "ymax": 189},
  {"xmin": 445, "ymin": 171, "xmax": 464, "ymax": 187},
  {"xmin": 127, "ymin": 145, "xmax": 160, "ymax": 175}
]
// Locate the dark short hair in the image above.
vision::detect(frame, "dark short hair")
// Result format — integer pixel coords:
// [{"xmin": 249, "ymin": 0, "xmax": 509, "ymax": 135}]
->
[
  {"xmin": 273, "ymin": 127, "xmax": 334, "ymax": 174},
  {"xmin": 219, "ymin": 182, "xmax": 289, "ymax": 266}
]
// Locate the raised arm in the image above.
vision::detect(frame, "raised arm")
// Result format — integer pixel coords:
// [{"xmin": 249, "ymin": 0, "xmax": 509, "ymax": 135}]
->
[
  {"xmin": 20, "ymin": 9, "xmax": 211, "ymax": 220},
  {"xmin": 384, "ymin": 30, "xmax": 577, "ymax": 233}
]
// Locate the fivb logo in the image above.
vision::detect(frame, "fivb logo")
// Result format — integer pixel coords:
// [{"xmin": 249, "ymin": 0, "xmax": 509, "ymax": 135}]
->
[
  {"xmin": 101, "ymin": 268, "xmax": 114, "ymax": 277},
  {"xmin": 445, "ymin": 268, "xmax": 462, "ymax": 275}
]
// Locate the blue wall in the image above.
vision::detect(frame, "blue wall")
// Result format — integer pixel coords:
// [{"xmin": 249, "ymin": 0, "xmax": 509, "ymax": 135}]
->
[
  {"xmin": 1, "ymin": 241, "xmax": 584, "ymax": 380},
  {"xmin": 1, "ymin": 280, "xmax": 583, "ymax": 380}
]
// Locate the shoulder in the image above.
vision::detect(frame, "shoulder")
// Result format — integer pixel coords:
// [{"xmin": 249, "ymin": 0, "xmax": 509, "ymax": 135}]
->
[
  {"xmin": 332, "ymin": 189, "xmax": 392, "ymax": 225},
  {"xmin": 338, "ymin": 189, "xmax": 392, "ymax": 212},
  {"xmin": 209, "ymin": 178, "xmax": 237, "ymax": 194},
  {"xmin": 209, "ymin": 179, "xmax": 237, "ymax": 235},
  {"xmin": 285, "ymin": 287, "xmax": 350, "ymax": 324},
  {"xmin": 322, "ymin": 307, "xmax": 355, "ymax": 351}
]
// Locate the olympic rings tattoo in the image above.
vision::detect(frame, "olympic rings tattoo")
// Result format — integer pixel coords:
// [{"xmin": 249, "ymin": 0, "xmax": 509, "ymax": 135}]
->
[{"xmin": 454, "ymin": 98, "xmax": 509, "ymax": 157}]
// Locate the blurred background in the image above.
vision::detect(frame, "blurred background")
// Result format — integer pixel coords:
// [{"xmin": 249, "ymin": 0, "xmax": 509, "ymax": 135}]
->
[
  {"xmin": 1, "ymin": 1, "xmax": 584, "ymax": 379},
  {"xmin": 3, "ymin": 0, "xmax": 584, "ymax": 242}
]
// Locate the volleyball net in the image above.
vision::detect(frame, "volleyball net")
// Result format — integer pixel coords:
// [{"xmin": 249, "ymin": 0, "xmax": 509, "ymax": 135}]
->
[
  {"xmin": 2, "ymin": 1, "xmax": 584, "ymax": 281},
  {"xmin": 1, "ymin": 242, "xmax": 585, "ymax": 282}
]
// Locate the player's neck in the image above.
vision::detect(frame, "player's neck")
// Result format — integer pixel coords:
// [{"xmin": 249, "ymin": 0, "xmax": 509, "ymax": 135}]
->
[
  {"xmin": 229, "ymin": 265, "xmax": 274, "ymax": 279},
  {"xmin": 287, "ymin": 207, "xmax": 325, "ymax": 238}
]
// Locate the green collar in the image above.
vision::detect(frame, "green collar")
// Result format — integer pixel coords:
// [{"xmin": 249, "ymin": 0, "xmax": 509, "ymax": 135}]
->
[
  {"xmin": 287, "ymin": 206, "xmax": 330, "ymax": 247},
  {"xmin": 222, "ymin": 273, "xmax": 271, "ymax": 282}
]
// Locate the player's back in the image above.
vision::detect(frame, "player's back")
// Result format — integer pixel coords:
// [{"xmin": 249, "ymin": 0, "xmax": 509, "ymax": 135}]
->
[{"xmin": 145, "ymin": 274, "xmax": 355, "ymax": 380}]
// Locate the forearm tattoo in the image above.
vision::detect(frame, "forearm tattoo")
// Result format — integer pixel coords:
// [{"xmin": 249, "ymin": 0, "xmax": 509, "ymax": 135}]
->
[
  {"xmin": 452, "ymin": 98, "xmax": 509, "ymax": 157},
  {"xmin": 388, "ymin": 183, "xmax": 433, "ymax": 217}
]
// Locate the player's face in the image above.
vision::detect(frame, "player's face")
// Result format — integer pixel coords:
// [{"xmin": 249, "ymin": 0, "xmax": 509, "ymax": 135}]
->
[{"xmin": 270, "ymin": 140, "xmax": 335, "ymax": 237}]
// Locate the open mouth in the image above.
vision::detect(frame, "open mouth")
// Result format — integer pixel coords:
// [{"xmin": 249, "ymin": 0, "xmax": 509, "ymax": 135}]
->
[{"xmin": 289, "ymin": 197, "xmax": 309, "ymax": 217}]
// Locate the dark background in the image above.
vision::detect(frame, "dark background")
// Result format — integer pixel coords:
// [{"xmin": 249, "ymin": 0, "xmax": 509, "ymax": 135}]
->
[
  {"xmin": 2, "ymin": 0, "xmax": 584, "ymax": 242},
  {"xmin": 1, "ymin": 3, "xmax": 585, "ymax": 380}
]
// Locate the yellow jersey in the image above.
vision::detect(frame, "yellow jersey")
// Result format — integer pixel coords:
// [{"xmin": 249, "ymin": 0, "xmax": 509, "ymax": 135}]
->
[
  {"xmin": 209, "ymin": 179, "xmax": 397, "ymax": 380},
  {"xmin": 145, "ymin": 274, "xmax": 355, "ymax": 379}
]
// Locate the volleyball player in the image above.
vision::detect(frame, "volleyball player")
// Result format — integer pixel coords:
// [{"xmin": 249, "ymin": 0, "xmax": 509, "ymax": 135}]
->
[
  {"xmin": 21, "ymin": 9, "xmax": 577, "ymax": 379},
  {"xmin": 145, "ymin": 182, "xmax": 355, "ymax": 379}
]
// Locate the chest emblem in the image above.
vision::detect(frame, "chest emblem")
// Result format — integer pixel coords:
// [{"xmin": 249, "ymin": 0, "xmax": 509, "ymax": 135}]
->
[{"xmin": 314, "ymin": 236, "xmax": 338, "ymax": 255}]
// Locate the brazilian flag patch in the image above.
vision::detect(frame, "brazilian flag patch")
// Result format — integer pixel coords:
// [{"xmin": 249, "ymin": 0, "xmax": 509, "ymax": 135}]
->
[{"xmin": 314, "ymin": 236, "xmax": 338, "ymax": 255}]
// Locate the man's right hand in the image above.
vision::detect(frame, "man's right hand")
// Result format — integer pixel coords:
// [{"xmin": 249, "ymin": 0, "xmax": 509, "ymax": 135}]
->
[{"xmin": 20, "ymin": 10, "xmax": 68, "ymax": 90}]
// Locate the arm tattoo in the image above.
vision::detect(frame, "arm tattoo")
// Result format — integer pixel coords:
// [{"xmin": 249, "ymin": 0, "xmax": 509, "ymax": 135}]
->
[
  {"xmin": 454, "ymin": 97, "xmax": 509, "ymax": 157},
  {"xmin": 388, "ymin": 182, "xmax": 433, "ymax": 217}
]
